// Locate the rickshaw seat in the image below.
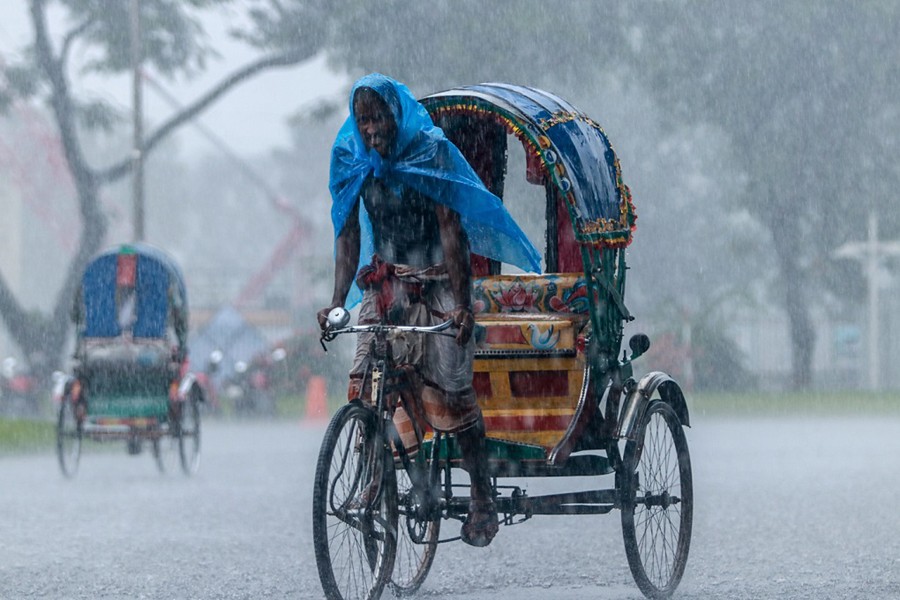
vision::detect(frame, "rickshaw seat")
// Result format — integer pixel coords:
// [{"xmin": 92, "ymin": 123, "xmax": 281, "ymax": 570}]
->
[
  {"xmin": 472, "ymin": 273, "xmax": 588, "ymax": 352},
  {"xmin": 77, "ymin": 338, "xmax": 175, "ymax": 419},
  {"xmin": 471, "ymin": 274, "xmax": 589, "ymax": 451}
]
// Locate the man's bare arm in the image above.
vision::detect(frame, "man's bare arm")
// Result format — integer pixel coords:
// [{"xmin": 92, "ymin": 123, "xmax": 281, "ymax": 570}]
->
[
  {"xmin": 436, "ymin": 203, "xmax": 474, "ymax": 345},
  {"xmin": 317, "ymin": 202, "xmax": 361, "ymax": 329}
]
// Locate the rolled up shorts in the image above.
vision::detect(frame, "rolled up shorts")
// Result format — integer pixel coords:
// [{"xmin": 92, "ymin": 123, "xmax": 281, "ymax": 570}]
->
[{"xmin": 349, "ymin": 273, "xmax": 479, "ymax": 434}]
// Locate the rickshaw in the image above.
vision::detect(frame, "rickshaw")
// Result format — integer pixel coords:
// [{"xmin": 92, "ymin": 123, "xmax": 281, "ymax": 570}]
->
[
  {"xmin": 54, "ymin": 243, "xmax": 204, "ymax": 478},
  {"xmin": 313, "ymin": 83, "xmax": 692, "ymax": 600}
]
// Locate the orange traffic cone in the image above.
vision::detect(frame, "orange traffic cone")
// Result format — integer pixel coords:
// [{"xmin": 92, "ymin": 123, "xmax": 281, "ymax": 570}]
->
[{"xmin": 305, "ymin": 376, "xmax": 328, "ymax": 421}]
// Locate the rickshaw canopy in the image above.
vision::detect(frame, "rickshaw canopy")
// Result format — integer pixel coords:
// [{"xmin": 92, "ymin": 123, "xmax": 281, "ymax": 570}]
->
[
  {"xmin": 76, "ymin": 243, "xmax": 187, "ymax": 342},
  {"xmin": 421, "ymin": 83, "xmax": 636, "ymax": 248}
]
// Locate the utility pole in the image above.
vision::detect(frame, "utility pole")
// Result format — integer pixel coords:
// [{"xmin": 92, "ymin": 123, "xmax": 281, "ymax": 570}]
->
[
  {"xmin": 833, "ymin": 211, "xmax": 900, "ymax": 391},
  {"xmin": 130, "ymin": 0, "xmax": 144, "ymax": 242}
]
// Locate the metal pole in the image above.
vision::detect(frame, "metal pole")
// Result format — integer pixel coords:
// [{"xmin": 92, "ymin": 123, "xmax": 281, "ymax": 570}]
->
[
  {"xmin": 866, "ymin": 211, "xmax": 879, "ymax": 391},
  {"xmin": 833, "ymin": 212, "xmax": 900, "ymax": 392},
  {"xmin": 131, "ymin": 0, "xmax": 144, "ymax": 242}
]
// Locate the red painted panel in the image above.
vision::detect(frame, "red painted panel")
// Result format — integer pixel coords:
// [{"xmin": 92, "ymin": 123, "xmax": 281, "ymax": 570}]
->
[
  {"xmin": 509, "ymin": 370, "xmax": 569, "ymax": 397},
  {"xmin": 471, "ymin": 254, "xmax": 492, "ymax": 277},
  {"xmin": 485, "ymin": 325, "xmax": 526, "ymax": 345},
  {"xmin": 484, "ymin": 413, "xmax": 572, "ymax": 431},
  {"xmin": 116, "ymin": 254, "xmax": 137, "ymax": 287},
  {"xmin": 473, "ymin": 372, "xmax": 492, "ymax": 399},
  {"xmin": 557, "ymin": 195, "xmax": 581, "ymax": 272}
]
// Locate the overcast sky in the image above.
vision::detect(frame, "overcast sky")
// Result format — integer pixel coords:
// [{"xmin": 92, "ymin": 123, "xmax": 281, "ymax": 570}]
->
[{"xmin": 0, "ymin": 2, "xmax": 348, "ymax": 160}]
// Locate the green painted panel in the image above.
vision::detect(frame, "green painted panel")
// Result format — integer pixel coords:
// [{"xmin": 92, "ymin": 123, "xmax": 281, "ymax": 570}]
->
[
  {"xmin": 87, "ymin": 395, "xmax": 169, "ymax": 419},
  {"xmin": 422, "ymin": 436, "xmax": 546, "ymax": 462}
]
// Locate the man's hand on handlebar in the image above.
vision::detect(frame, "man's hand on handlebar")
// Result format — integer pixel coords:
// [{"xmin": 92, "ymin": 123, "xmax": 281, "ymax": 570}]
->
[
  {"xmin": 450, "ymin": 306, "xmax": 475, "ymax": 346},
  {"xmin": 317, "ymin": 305, "xmax": 339, "ymax": 332}
]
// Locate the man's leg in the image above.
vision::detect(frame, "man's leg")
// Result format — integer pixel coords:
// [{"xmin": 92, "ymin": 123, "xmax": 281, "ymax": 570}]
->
[
  {"xmin": 422, "ymin": 385, "xmax": 498, "ymax": 547},
  {"xmin": 455, "ymin": 408, "xmax": 498, "ymax": 546}
]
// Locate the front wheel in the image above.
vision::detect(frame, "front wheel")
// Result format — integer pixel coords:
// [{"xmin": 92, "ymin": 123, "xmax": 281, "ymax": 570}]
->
[
  {"xmin": 179, "ymin": 392, "xmax": 202, "ymax": 475},
  {"xmin": 56, "ymin": 397, "xmax": 82, "ymax": 478},
  {"xmin": 153, "ymin": 405, "xmax": 180, "ymax": 474},
  {"xmin": 313, "ymin": 402, "xmax": 398, "ymax": 600},
  {"xmin": 621, "ymin": 400, "xmax": 693, "ymax": 599}
]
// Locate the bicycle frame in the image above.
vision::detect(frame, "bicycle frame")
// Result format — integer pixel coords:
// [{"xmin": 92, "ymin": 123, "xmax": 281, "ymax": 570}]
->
[{"xmin": 322, "ymin": 313, "xmax": 460, "ymax": 524}]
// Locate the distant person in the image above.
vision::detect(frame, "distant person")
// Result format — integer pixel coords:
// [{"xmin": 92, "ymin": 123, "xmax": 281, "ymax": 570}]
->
[{"xmin": 317, "ymin": 73, "xmax": 540, "ymax": 546}]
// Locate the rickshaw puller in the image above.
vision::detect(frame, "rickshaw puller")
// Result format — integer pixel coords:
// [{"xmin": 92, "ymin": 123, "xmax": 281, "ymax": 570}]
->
[{"xmin": 318, "ymin": 74, "xmax": 541, "ymax": 547}]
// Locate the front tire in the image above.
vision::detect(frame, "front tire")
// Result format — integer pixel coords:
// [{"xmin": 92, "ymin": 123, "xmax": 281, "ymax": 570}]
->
[
  {"xmin": 179, "ymin": 392, "xmax": 202, "ymax": 475},
  {"xmin": 621, "ymin": 400, "xmax": 693, "ymax": 599},
  {"xmin": 154, "ymin": 406, "xmax": 180, "ymax": 474},
  {"xmin": 313, "ymin": 402, "xmax": 398, "ymax": 600},
  {"xmin": 56, "ymin": 397, "xmax": 82, "ymax": 478}
]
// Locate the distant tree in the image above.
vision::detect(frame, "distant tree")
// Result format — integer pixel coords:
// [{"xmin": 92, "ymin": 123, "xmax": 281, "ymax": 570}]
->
[
  {"xmin": 616, "ymin": 1, "xmax": 900, "ymax": 388},
  {"xmin": 0, "ymin": 0, "xmax": 331, "ymax": 378}
]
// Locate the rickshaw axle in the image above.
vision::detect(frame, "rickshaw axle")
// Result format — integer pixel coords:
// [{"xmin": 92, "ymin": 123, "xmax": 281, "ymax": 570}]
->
[{"xmin": 441, "ymin": 485, "xmax": 621, "ymax": 521}]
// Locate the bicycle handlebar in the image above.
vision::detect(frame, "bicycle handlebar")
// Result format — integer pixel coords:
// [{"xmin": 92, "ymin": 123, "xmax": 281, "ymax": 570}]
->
[
  {"xmin": 319, "ymin": 306, "xmax": 457, "ymax": 351},
  {"xmin": 321, "ymin": 318, "xmax": 456, "ymax": 342}
]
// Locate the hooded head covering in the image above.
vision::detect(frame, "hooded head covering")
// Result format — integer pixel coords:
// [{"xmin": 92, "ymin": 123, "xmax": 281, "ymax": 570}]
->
[{"xmin": 329, "ymin": 73, "xmax": 542, "ymax": 307}]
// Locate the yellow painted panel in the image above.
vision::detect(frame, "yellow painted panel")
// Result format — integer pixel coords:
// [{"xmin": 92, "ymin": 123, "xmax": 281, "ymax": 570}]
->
[{"xmin": 488, "ymin": 371, "xmax": 511, "ymax": 399}]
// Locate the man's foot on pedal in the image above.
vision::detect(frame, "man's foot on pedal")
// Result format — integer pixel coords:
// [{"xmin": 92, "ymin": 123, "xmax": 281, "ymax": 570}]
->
[
  {"xmin": 461, "ymin": 500, "xmax": 498, "ymax": 547},
  {"xmin": 346, "ymin": 480, "xmax": 380, "ymax": 510}
]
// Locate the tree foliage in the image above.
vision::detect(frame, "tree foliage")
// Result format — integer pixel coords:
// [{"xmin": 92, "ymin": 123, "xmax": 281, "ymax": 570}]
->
[{"xmin": 617, "ymin": 1, "xmax": 900, "ymax": 387}]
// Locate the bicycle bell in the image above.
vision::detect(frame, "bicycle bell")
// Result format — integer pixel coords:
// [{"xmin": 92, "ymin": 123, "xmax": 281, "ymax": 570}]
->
[{"xmin": 327, "ymin": 307, "xmax": 351, "ymax": 329}]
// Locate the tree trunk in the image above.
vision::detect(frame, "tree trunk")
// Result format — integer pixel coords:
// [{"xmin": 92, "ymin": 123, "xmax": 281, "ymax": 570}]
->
[{"xmin": 769, "ymin": 210, "xmax": 816, "ymax": 390}]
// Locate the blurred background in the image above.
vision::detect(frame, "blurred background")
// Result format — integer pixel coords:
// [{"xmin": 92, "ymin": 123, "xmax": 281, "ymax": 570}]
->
[{"xmin": 0, "ymin": 1, "xmax": 898, "ymax": 420}]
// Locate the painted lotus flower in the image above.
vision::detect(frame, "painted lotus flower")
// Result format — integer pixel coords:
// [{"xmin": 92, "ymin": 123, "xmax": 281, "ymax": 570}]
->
[{"xmin": 491, "ymin": 281, "xmax": 540, "ymax": 312}]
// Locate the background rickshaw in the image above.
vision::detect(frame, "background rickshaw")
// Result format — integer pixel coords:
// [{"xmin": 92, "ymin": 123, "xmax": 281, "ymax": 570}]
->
[
  {"xmin": 314, "ymin": 83, "xmax": 693, "ymax": 600},
  {"xmin": 55, "ymin": 243, "xmax": 204, "ymax": 477}
]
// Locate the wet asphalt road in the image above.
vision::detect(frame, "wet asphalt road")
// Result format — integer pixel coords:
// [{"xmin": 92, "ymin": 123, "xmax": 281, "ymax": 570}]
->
[{"xmin": 1, "ymin": 413, "xmax": 899, "ymax": 599}]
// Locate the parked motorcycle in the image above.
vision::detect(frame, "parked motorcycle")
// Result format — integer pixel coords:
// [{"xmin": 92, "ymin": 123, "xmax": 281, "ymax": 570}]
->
[
  {"xmin": 224, "ymin": 348, "xmax": 285, "ymax": 418},
  {"xmin": 1, "ymin": 357, "xmax": 42, "ymax": 418}
]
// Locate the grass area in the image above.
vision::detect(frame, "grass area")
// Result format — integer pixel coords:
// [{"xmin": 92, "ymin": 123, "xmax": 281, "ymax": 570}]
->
[
  {"xmin": 0, "ymin": 418, "xmax": 56, "ymax": 455},
  {"xmin": 689, "ymin": 390, "xmax": 900, "ymax": 417}
]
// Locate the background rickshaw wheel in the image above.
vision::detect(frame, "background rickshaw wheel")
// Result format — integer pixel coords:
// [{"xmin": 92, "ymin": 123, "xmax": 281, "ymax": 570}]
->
[
  {"xmin": 56, "ymin": 397, "xmax": 82, "ymax": 478},
  {"xmin": 178, "ymin": 390, "xmax": 202, "ymax": 475},
  {"xmin": 153, "ymin": 411, "xmax": 181, "ymax": 474},
  {"xmin": 390, "ymin": 464, "xmax": 439, "ymax": 596},
  {"xmin": 621, "ymin": 400, "xmax": 693, "ymax": 599},
  {"xmin": 312, "ymin": 402, "xmax": 397, "ymax": 600}
]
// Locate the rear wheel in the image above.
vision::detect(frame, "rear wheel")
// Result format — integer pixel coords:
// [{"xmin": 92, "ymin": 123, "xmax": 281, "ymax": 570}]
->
[
  {"xmin": 56, "ymin": 397, "xmax": 82, "ymax": 478},
  {"xmin": 313, "ymin": 402, "xmax": 397, "ymax": 600},
  {"xmin": 179, "ymin": 392, "xmax": 202, "ymax": 475},
  {"xmin": 621, "ymin": 400, "xmax": 693, "ymax": 599},
  {"xmin": 153, "ymin": 408, "xmax": 180, "ymax": 474},
  {"xmin": 390, "ymin": 464, "xmax": 439, "ymax": 595}
]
